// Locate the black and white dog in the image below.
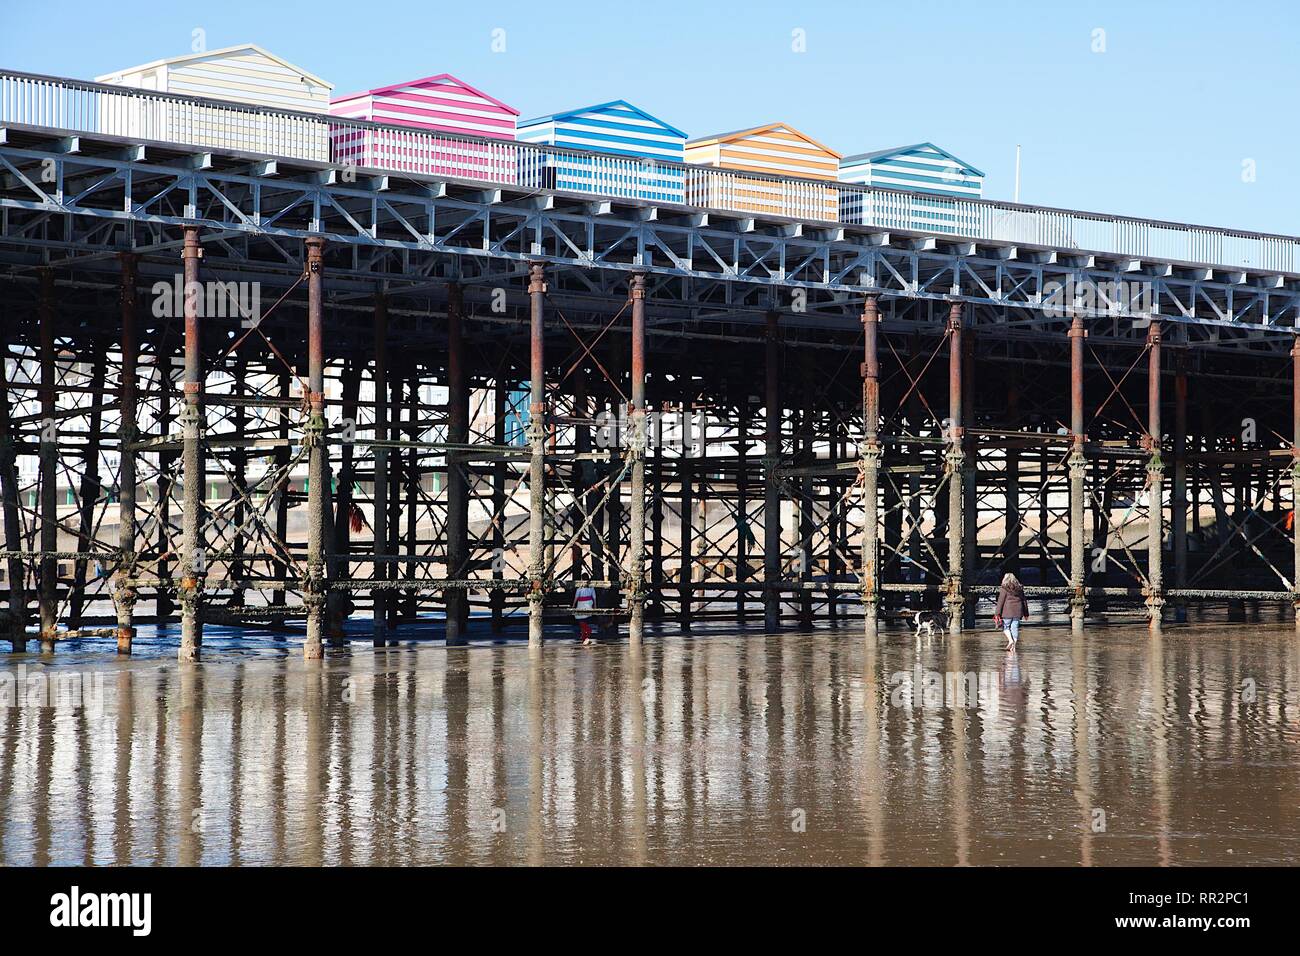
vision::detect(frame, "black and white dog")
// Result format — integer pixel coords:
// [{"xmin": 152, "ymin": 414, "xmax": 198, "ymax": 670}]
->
[{"xmin": 912, "ymin": 610, "xmax": 950, "ymax": 641}]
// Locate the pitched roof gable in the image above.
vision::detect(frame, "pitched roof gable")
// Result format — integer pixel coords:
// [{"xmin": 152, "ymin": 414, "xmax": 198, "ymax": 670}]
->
[
  {"xmin": 333, "ymin": 73, "xmax": 518, "ymax": 115},
  {"xmin": 840, "ymin": 142, "xmax": 984, "ymax": 178},
  {"xmin": 519, "ymin": 99, "xmax": 687, "ymax": 139},
  {"xmin": 687, "ymin": 122, "xmax": 840, "ymax": 159}
]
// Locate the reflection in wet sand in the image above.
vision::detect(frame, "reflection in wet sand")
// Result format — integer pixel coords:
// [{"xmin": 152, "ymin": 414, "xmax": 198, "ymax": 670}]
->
[{"xmin": 0, "ymin": 624, "xmax": 1297, "ymax": 866}]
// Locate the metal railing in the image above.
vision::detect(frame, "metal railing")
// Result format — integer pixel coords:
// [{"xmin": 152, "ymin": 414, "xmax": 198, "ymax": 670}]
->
[{"xmin": 3, "ymin": 67, "xmax": 1298, "ymax": 275}]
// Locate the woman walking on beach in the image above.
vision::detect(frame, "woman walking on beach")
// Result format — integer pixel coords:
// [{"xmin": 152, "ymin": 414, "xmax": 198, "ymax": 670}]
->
[{"xmin": 994, "ymin": 572, "xmax": 1029, "ymax": 650}]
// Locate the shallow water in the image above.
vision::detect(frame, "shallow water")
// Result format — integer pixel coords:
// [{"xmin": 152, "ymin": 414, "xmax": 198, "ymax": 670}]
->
[{"xmin": 0, "ymin": 622, "xmax": 1297, "ymax": 865}]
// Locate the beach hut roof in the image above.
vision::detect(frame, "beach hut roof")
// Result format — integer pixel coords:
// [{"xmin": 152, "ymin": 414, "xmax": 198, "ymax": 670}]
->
[
  {"xmin": 333, "ymin": 73, "xmax": 519, "ymax": 115},
  {"xmin": 95, "ymin": 42, "xmax": 332, "ymax": 90},
  {"xmin": 687, "ymin": 122, "xmax": 840, "ymax": 159},
  {"xmin": 519, "ymin": 99, "xmax": 687, "ymax": 139},
  {"xmin": 841, "ymin": 142, "xmax": 985, "ymax": 178}
]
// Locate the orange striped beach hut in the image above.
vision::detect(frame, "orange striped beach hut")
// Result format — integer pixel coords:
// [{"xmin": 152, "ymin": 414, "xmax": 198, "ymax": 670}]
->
[{"xmin": 684, "ymin": 123, "xmax": 841, "ymax": 221}]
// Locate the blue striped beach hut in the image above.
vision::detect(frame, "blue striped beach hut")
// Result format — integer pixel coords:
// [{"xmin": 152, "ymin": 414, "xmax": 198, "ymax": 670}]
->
[
  {"xmin": 516, "ymin": 100, "xmax": 687, "ymax": 203},
  {"xmin": 838, "ymin": 143, "xmax": 984, "ymax": 235}
]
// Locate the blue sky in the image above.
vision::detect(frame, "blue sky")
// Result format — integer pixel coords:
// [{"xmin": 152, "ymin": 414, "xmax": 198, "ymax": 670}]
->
[{"xmin": 4, "ymin": 0, "xmax": 1297, "ymax": 235}]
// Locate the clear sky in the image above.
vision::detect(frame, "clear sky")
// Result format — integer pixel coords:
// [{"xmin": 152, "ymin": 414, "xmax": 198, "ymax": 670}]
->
[{"xmin": 4, "ymin": 0, "xmax": 1297, "ymax": 235}]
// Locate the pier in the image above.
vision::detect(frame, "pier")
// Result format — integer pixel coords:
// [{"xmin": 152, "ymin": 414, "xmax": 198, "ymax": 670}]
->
[{"xmin": 2, "ymin": 69, "xmax": 1299, "ymax": 658}]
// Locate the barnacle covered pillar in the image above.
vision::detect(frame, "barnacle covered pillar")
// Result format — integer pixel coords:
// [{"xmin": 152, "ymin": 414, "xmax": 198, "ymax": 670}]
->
[
  {"xmin": 1146, "ymin": 321, "xmax": 1164, "ymax": 633},
  {"xmin": 38, "ymin": 269, "xmax": 58, "ymax": 653},
  {"xmin": 1293, "ymin": 338, "xmax": 1300, "ymax": 632},
  {"xmin": 1069, "ymin": 313, "xmax": 1088, "ymax": 634},
  {"xmin": 372, "ymin": 294, "xmax": 389, "ymax": 646},
  {"xmin": 445, "ymin": 282, "xmax": 469, "ymax": 646},
  {"xmin": 860, "ymin": 296, "xmax": 881, "ymax": 639},
  {"xmin": 945, "ymin": 301, "xmax": 965, "ymax": 635},
  {"xmin": 178, "ymin": 227, "xmax": 205, "ymax": 662},
  {"xmin": 303, "ymin": 236, "xmax": 327, "ymax": 661},
  {"xmin": 627, "ymin": 273, "xmax": 648, "ymax": 645},
  {"xmin": 115, "ymin": 253, "xmax": 139, "ymax": 654},
  {"xmin": 527, "ymin": 262, "xmax": 547, "ymax": 646}
]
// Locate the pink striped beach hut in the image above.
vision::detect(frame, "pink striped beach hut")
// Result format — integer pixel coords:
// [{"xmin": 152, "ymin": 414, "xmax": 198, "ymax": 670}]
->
[{"xmin": 329, "ymin": 74, "xmax": 519, "ymax": 183}]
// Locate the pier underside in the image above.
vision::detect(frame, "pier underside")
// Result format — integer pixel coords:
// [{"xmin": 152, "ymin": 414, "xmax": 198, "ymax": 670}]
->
[
  {"xmin": 2, "ymin": 239, "xmax": 1298, "ymax": 659},
  {"xmin": 1, "ymin": 126, "xmax": 1298, "ymax": 658}
]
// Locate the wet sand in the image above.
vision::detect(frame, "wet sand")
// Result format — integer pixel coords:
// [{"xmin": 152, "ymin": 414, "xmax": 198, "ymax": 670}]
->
[{"xmin": 0, "ymin": 622, "xmax": 1297, "ymax": 865}]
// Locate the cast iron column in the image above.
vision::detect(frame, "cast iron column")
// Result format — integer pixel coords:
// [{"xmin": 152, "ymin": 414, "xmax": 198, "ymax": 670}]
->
[
  {"xmin": 945, "ymin": 301, "xmax": 965, "ymax": 634},
  {"xmin": 1068, "ymin": 313, "xmax": 1087, "ymax": 633},
  {"xmin": 861, "ymin": 296, "xmax": 881, "ymax": 638},
  {"xmin": 628, "ymin": 273, "xmax": 648, "ymax": 644},
  {"xmin": 304, "ymin": 236, "xmax": 327, "ymax": 660},
  {"xmin": 527, "ymin": 262, "xmax": 547, "ymax": 645},
  {"xmin": 372, "ymin": 294, "xmax": 389, "ymax": 646},
  {"xmin": 0, "ymin": 336, "xmax": 25, "ymax": 651},
  {"xmin": 1146, "ymin": 321, "xmax": 1164, "ymax": 632},
  {"xmin": 1293, "ymin": 337, "xmax": 1300, "ymax": 631},
  {"xmin": 38, "ymin": 269, "xmax": 57, "ymax": 652},
  {"xmin": 116, "ymin": 254, "xmax": 139, "ymax": 654},
  {"xmin": 446, "ymin": 282, "xmax": 469, "ymax": 645},
  {"xmin": 179, "ymin": 227, "xmax": 205, "ymax": 662}
]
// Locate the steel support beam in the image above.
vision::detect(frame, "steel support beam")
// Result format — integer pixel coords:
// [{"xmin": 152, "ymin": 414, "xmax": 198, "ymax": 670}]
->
[
  {"xmin": 1147, "ymin": 321, "xmax": 1164, "ymax": 632},
  {"xmin": 1069, "ymin": 313, "xmax": 1087, "ymax": 633},
  {"xmin": 1293, "ymin": 337, "xmax": 1300, "ymax": 631},
  {"xmin": 491, "ymin": 379, "xmax": 507, "ymax": 634},
  {"xmin": 961, "ymin": 323, "xmax": 977, "ymax": 628},
  {"xmin": 945, "ymin": 301, "xmax": 965, "ymax": 634},
  {"xmin": 38, "ymin": 269, "xmax": 57, "ymax": 652},
  {"xmin": 303, "ymin": 235, "xmax": 327, "ymax": 661},
  {"xmin": 627, "ymin": 272, "xmax": 647, "ymax": 644},
  {"xmin": 861, "ymin": 295, "xmax": 881, "ymax": 638},
  {"xmin": 178, "ymin": 225, "xmax": 204, "ymax": 662},
  {"xmin": 372, "ymin": 294, "xmax": 388, "ymax": 646},
  {"xmin": 680, "ymin": 459, "xmax": 693, "ymax": 631},
  {"xmin": 0, "ymin": 336, "xmax": 25, "ymax": 651},
  {"xmin": 445, "ymin": 282, "xmax": 468, "ymax": 646},
  {"xmin": 527, "ymin": 261, "xmax": 547, "ymax": 645}
]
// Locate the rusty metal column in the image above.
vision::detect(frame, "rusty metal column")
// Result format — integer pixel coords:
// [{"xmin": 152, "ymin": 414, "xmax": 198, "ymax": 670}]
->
[
  {"xmin": 178, "ymin": 227, "xmax": 204, "ymax": 662},
  {"xmin": 679, "ymin": 459, "xmax": 693, "ymax": 629},
  {"xmin": 527, "ymin": 262, "xmax": 547, "ymax": 645},
  {"xmin": 491, "ymin": 380, "xmax": 508, "ymax": 633},
  {"xmin": 861, "ymin": 296, "xmax": 882, "ymax": 638},
  {"xmin": 628, "ymin": 273, "xmax": 648, "ymax": 644},
  {"xmin": 1172, "ymin": 353, "xmax": 1188, "ymax": 624},
  {"xmin": 1069, "ymin": 313, "xmax": 1087, "ymax": 634},
  {"xmin": 945, "ymin": 301, "xmax": 965, "ymax": 634},
  {"xmin": 37, "ymin": 269, "xmax": 57, "ymax": 652},
  {"xmin": 115, "ymin": 254, "xmax": 139, "ymax": 654},
  {"xmin": 1293, "ymin": 338, "xmax": 1300, "ymax": 632},
  {"xmin": 961, "ymin": 324, "xmax": 977, "ymax": 628},
  {"xmin": 0, "ymin": 342, "xmax": 25, "ymax": 651},
  {"xmin": 1146, "ymin": 321, "xmax": 1164, "ymax": 633},
  {"xmin": 372, "ymin": 294, "xmax": 388, "ymax": 646},
  {"xmin": 445, "ymin": 283, "xmax": 469, "ymax": 646},
  {"xmin": 303, "ymin": 237, "xmax": 327, "ymax": 661},
  {"xmin": 763, "ymin": 310, "xmax": 782, "ymax": 631}
]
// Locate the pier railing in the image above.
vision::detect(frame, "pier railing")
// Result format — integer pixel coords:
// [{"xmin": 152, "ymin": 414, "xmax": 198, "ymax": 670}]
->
[{"xmin": 3, "ymin": 68, "xmax": 1298, "ymax": 275}]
